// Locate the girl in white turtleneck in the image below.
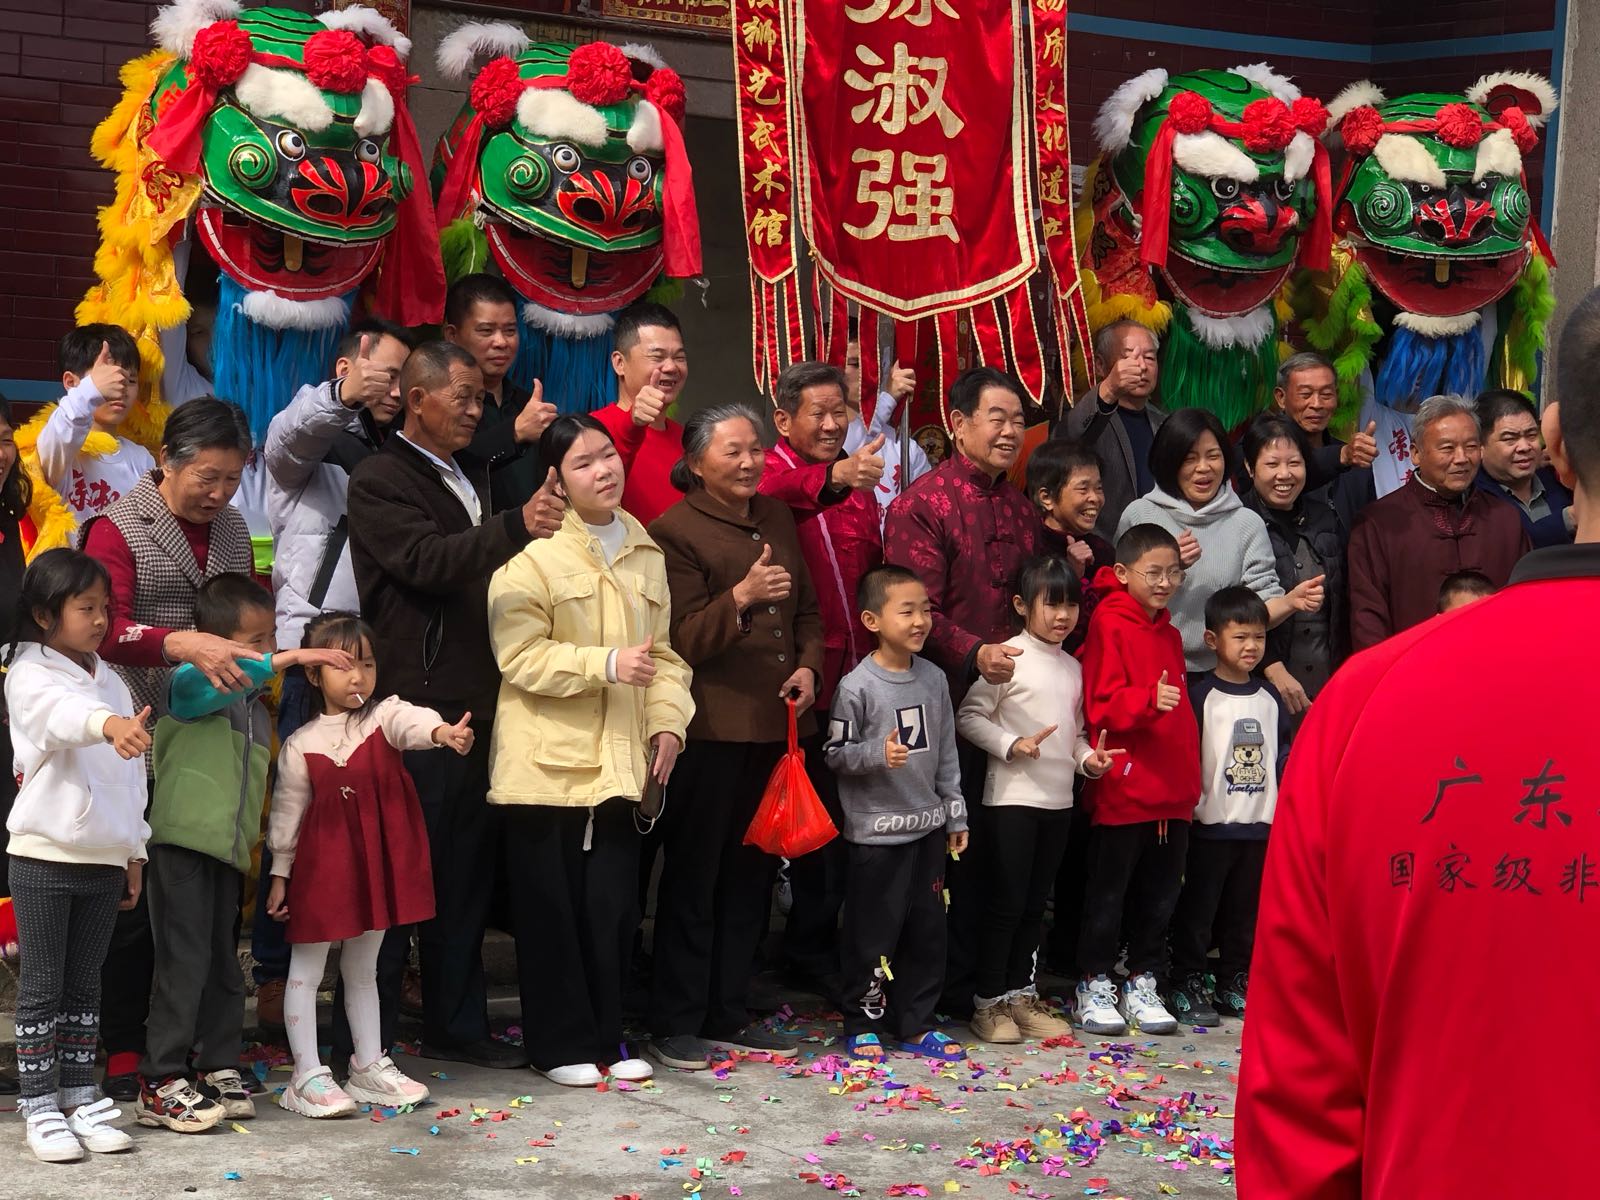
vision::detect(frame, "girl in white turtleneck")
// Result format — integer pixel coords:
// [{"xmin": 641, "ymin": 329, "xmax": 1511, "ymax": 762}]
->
[{"xmin": 957, "ymin": 555, "xmax": 1119, "ymax": 1045}]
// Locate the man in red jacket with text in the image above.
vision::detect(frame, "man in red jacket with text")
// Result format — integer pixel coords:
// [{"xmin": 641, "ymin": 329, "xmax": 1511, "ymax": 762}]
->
[{"xmin": 1238, "ymin": 289, "xmax": 1600, "ymax": 1196}]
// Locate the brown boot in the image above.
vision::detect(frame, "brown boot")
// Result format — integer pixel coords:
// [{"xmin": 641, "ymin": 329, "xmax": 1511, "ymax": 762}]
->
[
  {"xmin": 255, "ymin": 978, "xmax": 285, "ymax": 1030},
  {"xmin": 1007, "ymin": 991, "xmax": 1073, "ymax": 1040}
]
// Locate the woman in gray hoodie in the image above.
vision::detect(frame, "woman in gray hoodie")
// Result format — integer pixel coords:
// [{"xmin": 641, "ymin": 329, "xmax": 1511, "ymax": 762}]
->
[{"xmin": 1117, "ymin": 409, "xmax": 1324, "ymax": 674}]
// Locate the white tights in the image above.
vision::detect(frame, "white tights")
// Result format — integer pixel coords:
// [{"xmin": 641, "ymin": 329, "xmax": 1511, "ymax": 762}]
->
[{"xmin": 284, "ymin": 929, "xmax": 385, "ymax": 1083}]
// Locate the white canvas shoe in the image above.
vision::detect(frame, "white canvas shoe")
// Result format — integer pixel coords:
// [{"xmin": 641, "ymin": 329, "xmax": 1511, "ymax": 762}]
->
[{"xmin": 66, "ymin": 1097, "xmax": 133, "ymax": 1152}]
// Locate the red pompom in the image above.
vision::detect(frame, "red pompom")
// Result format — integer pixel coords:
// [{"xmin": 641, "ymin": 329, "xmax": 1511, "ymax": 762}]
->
[
  {"xmin": 366, "ymin": 45, "xmax": 416, "ymax": 97},
  {"xmin": 1241, "ymin": 96, "xmax": 1295, "ymax": 153},
  {"xmin": 471, "ymin": 55, "xmax": 524, "ymax": 127},
  {"xmin": 188, "ymin": 19, "xmax": 253, "ymax": 90},
  {"xmin": 1498, "ymin": 105, "xmax": 1539, "ymax": 155},
  {"xmin": 565, "ymin": 41, "xmax": 634, "ymax": 108},
  {"xmin": 1290, "ymin": 96, "xmax": 1329, "ymax": 138},
  {"xmin": 303, "ymin": 29, "xmax": 369, "ymax": 94},
  {"xmin": 1434, "ymin": 102, "xmax": 1485, "ymax": 148},
  {"xmin": 1340, "ymin": 105, "xmax": 1384, "ymax": 156},
  {"xmin": 1167, "ymin": 91, "xmax": 1213, "ymax": 135},
  {"xmin": 646, "ymin": 68, "xmax": 687, "ymax": 125}
]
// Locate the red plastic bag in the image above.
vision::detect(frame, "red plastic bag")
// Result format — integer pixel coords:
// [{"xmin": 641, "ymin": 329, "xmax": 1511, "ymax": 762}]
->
[{"xmin": 744, "ymin": 700, "xmax": 838, "ymax": 857}]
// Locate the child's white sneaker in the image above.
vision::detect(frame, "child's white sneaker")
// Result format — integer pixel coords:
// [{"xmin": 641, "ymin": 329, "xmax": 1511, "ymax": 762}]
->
[
  {"xmin": 344, "ymin": 1056, "xmax": 430, "ymax": 1107},
  {"xmin": 66, "ymin": 1097, "xmax": 133, "ymax": 1152},
  {"xmin": 278, "ymin": 1067, "xmax": 357, "ymax": 1118},
  {"xmin": 1120, "ymin": 972, "xmax": 1178, "ymax": 1034},
  {"xmin": 26, "ymin": 1110, "xmax": 85, "ymax": 1162},
  {"xmin": 1073, "ymin": 975, "xmax": 1128, "ymax": 1036},
  {"xmin": 541, "ymin": 1063, "xmax": 604, "ymax": 1088}
]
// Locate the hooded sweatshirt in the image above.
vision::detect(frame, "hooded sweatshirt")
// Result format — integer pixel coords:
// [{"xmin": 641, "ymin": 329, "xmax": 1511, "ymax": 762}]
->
[
  {"xmin": 1117, "ymin": 485, "xmax": 1284, "ymax": 672},
  {"xmin": 1078, "ymin": 568, "xmax": 1200, "ymax": 825},
  {"xmin": 4, "ymin": 642, "xmax": 151, "ymax": 867}
]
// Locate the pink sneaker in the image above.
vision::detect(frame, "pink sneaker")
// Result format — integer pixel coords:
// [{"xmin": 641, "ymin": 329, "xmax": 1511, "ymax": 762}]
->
[
  {"xmin": 278, "ymin": 1067, "xmax": 357, "ymax": 1118},
  {"xmin": 344, "ymin": 1056, "xmax": 430, "ymax": 1107}
]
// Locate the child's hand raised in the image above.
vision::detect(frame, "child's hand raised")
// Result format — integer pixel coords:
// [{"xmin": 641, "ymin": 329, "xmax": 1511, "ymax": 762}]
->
[
  {"xmin": 266, "ymin": 876, "xmax": 289, "ymax": 922},
  {"xmin": 884, "ymin": 728, "xmax": 910, "ymax": 769},
  {"xmin": 104, "ymin": 707, "xmax": 152, "ymax": 759},
  {"xmin": 947, "ymin": 829, "xmax": 969, "ymax": 856},
  {"xmin": 433, "ymin": 713, "xmax": 475, "ymax": 756},
  {"xmin": 1010, "ymin": 724, "xmax": 1057, "ymax": 761},
  {"xmin": 1083, "ymin": 730, "xmax": 1125, "ymax": 778},
  {"xmin": 1154, "ymin": 671, "xmax": 1182, "ymax": 713},
  {"xmin": 291, "ymin": 647, "xmax": 355, "ymax": 673}
]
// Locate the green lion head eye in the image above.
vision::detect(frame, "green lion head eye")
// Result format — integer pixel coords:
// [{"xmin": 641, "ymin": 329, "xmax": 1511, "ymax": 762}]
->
[
  {"xmin": 506, "ymin": 154, "xmax": 551, "ymax": 201},
  {"xmin": 228, "ymin": 142, "xmax": 274, "ymax": 190},
  {"xmin": 1361, "ymin": 180, "xmax": 1413, "ymax": 235},
  {"xmin": 1491, "ymin": 179, "xmax": 1530, "ymax": 237},
  {"xmin": 1168, "ymin": 174, "xmax": 1211, "ymax": 238}
]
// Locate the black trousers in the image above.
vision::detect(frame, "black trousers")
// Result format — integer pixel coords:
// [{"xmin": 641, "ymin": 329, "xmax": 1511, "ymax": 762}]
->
[
  {"xmin": 506, "ymin": 798, "xmax": 639, "ymax": 1070},
  {"xmin": 1045, "ymin": 803, "xmax": 1093, "ymax": 975},
  {"xmin": 840, "ymin": 831, "xmax": 947, "ymax": 1039},
  {"xmin": 405, "ymin": 735, "xmax": 500, "ymax": 1048},
  {"xmin": 938, "ymin": 738, "xmax": 989, "ymax": 1015},
  {"xmin": 649, "ymin": 739, "xmax": 784, "ymax": 1039},
  {"xmin": 141, "ymin": 845, "xmax": 245, "ymax": 1079},
  {"xmin": 100, "ymin": 777, "xmax": 155, "ymax": 1062},
  {"xmin": 1077, "ymin": 819, "xmax": 1190, "ymax": 982},
  {"xmin": 781, "ymin": 720, "xmax": 848, "ymax": 981},
  {"xmin": 1169, "ymin": 836, "xmax": 1267, "ymax": 981},
  {"xmin": 975, "ymin": 806, "xmax": 1074, "ymax": 999}
]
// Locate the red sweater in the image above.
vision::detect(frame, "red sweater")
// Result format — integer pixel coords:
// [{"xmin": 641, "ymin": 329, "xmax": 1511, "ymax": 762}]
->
[
  {"xmin": 1238, "ymin": 544, "xmax": 1600, "ymax": 1198},
  {"xmin": 1079, "ymin": 569, "xmax": 1199, "ymax": 825},
  {"xmin": 758, "ymin": 439, "xmax": 882, "ymax": 710},
  {"xmin": 593, "ymin": 402, "xmax": 684, "ymax": 528},
  {"xmin": 83, "ymin": 514, "xmax": 211, "ymax": 669}
]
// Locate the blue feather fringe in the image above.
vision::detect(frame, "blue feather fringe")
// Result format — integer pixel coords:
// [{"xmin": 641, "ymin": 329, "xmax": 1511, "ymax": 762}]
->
[
  {"xmin": 508, "ymin": 306, "xmax": 619, "ymax": 415},
  {"xmin": 213, "ymin": 276, "xmax": 352, "ymax": 445},
  {"xmin": 1375, "ymin": 324, "xmax": 1486, "ymax": 408}
]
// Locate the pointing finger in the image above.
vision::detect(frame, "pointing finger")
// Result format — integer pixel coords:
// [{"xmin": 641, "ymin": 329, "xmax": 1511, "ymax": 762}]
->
[
  {"xmin": 1036, "ymin": 724, "xmax": 1058, "ymax": 741},
  {"xmin": 1096, "ymin": 729, "xmax": 1107, "ymax": 752}
]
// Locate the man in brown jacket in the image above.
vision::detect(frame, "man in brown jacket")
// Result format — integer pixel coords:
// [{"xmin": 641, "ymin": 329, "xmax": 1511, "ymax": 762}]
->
[
  {"xmin": 347, "ymin": 341, "xmax": 564, "ymax": 1069},
  {"xmin": 1347, "ymin": 393, "xmax": 1530, "ymax": 650}
]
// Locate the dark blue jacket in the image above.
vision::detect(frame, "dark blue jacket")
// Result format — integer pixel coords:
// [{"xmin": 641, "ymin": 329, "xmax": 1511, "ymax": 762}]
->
[{"xmin": 1475, "ymin": 466, "xmax": 1573, "ymax": 550}]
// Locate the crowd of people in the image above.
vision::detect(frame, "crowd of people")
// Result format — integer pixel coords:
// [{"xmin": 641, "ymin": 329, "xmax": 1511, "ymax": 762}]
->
[{"xmin": 0, "ymin": 279, "xmax": 1568, "ymax": 1163}]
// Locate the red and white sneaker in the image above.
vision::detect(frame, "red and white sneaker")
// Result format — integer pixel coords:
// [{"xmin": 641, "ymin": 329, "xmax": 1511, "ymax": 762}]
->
[{"xmin": 136, "ymin": 1076, "xmax": 225, "ymax": 1133}]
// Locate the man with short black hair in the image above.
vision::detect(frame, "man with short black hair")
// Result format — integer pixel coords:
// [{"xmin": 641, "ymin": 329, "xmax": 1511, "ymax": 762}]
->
[
  {"xmin": 1270, "ymin": 351, "xmax": 1378, "ymax": 527},
  {"xmin": 592, "ymin": 302, "xmax": 690, "ymax": 526},
  {"xmin": 1474, "ymin": 387, "xmax": 1573, "ymax": 548}
]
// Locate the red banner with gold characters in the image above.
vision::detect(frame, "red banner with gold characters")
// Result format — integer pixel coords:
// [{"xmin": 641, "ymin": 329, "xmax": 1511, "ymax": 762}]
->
[
  {"xmin": 731, "ymin": 0, "xmax": 1083, "ymax": 425},
  {"xmin": 601, "ymin": 0, "xmax": 732, "ymax": 31}
]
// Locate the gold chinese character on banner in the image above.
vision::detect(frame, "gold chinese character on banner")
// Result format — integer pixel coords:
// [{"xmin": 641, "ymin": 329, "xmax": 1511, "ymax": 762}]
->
[
  {"xmin": 843, "ymin": 149, "xmax": 958, "ymax": 243},
  {"xmin": 1040, "ymin": 26, "xmax": 1064, "ymax": 67},
  {"xmin": 751, "ymin": 158, "xmax": 787, "ymax": 199},
  {"xmin": 741, "ymin": 14, "xmax": 779, "ymax": 56},
  {"xmin": 845, "ymin": 0, "xmax": 958, "ymax": 25},
  {"xmin": 749, "ymin": 208, "xmax": 790, "ymax": 246},
  {"xmin": 1040, "ymin": 166, "xmax": 1067, "ymax": 207},
  {"xmin": 744, "ymin": 65, "xmax": 783, "ymax": 106},
  {"xmin": 1039, "ymin": 124, "xmax": 1066, "ymax": 152},
  {"xmin": 844, "ymin": 43, "xmax": 964, "ymax": 137},
  {"xmin": 749, "ymin": 115, "xmax": 778, "ymax": 154}
]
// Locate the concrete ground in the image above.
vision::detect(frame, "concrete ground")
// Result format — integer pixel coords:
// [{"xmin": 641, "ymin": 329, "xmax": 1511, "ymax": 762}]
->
[{"xmin": 0, "ymin": 962, "xmax": 1239, "ymax": 1200}]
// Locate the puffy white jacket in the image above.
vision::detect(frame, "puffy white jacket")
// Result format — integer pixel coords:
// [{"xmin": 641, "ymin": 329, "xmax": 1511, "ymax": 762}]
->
[
  {"xmin": 265, "ymin": 380, "xmax": 378, "ymax": 650},
  {"xmin": 5, "ymin": 643, "xmax": 151, "ymax": 867}
]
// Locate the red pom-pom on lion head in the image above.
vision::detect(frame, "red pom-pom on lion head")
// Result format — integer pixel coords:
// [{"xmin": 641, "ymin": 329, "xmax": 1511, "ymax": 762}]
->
[
  {"xmin": 188, "ymin": 19, "xmax": 253, "ymax": 90},
  {"xmin": 303, "ymin": 29, "xmax": 371, "ymax": 94},
  {"xmin": 646, "ymin": 67, "xmax": 687, "ymax": 125},
  {"xmin": 1434, "ymin": 102, "xmax": 1486, "ymax": 148},
  {"xmin": 471, "ymin": 55, "xmax": 524, "ymax": 128},
  {"xmin": 1340, "ymin": 106, "xmax": 1384, "ymax": 156},
  {"xmin": 1241, "ymin": 97, "xmax": 1296, "ymax": 153},
  {"xmin": 1167, "ymin": 91, "xmax": 1213, "ymax": 135},
  {"xmin": 566, "ymin": 41, "xmax": 634, "ymax": 108}
]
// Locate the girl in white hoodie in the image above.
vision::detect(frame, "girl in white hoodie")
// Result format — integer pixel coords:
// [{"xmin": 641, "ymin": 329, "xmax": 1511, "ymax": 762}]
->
[
  {"xmin": 957, "ymin": 556, "xmax": 1120, "ymax": 1045},
  {"xmin": 5, "ymin": 549, "xmax": 152, "ymax": 1162}
]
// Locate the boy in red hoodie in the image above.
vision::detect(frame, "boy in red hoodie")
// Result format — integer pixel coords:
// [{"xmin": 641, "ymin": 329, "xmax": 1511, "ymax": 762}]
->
[{"xmin": 1074, "ymin": 524, "xmax": 1201, "ymax": 1036}]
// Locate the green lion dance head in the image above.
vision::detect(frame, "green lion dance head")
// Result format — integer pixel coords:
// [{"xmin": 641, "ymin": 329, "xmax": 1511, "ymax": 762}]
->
[{"xmin": 1076, "ymin": 64, "xmax": 1332, "ymax": 425}]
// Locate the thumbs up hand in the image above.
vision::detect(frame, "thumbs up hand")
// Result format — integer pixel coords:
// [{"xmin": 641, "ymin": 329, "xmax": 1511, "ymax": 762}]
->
[
  {"xmin": 88, "ymin": 339, "xmax": 131, "ymax": 405},
  {"xmin": 632, "ymin": 364, "xmax": 668, "ymax": 427},
  {"xmin": 885, "ymin": 727, "xmax": 910, "ymax": 769},
  {"xmin": 615, "ymin": 635, "xmax": 658, "ymax": 687},
  {"xmin": 433, "ymin": 712, "xmax": 476, "ymax": 756},
  {"xmin": 522, "ymin": 467, "xmax": 567, "ymax": 539},
  {"xmin": 733, "ymin": 543, "xmax": 792, "ymax": 609},
  {"xmin": 1155, "ymin": 670, "xmax": 1182, "ymax": 713},
  {"xmin": 513, "ymin": 378, "xmax": 560, "ymax": 445},
  {"xmin": 1344, "ymin": 420, "xmax": 1379, "ymax": 469},
  {"xmin": 105, "ymin": 706, "xmax": 153, "ymax": 759},
  {"xmin": 832, "ymin": 431, "xmax": 886, "ymax": 491}
]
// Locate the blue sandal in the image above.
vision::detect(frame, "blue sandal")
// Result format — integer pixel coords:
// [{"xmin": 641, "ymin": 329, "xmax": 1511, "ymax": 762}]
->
[
  {"xmin": 898, "ymin": 1031, "xmax": 966, "ymax": 1062},
  {"xmin": 845, "ymin": 1032, "xmax": 886, "ymax": 1061}
]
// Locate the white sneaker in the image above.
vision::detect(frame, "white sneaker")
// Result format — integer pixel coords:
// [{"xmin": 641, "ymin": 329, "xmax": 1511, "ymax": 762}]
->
[
  {"xmin": 541, "ymin": 1063, "xmax": 604, "ymax": 1088},
  {"xmin": 278, "ymin": 1067, "xmax": 357, "ymax": 1118},
  {"xmin": 26, "ymin": 1111, "xmax": 84, "ymax": 1162},
  {"xmin": 1121, "ymin": 973, "xmax": 1178, "ymax": 1034},
  {"xmin": 608, "ymin": 1057, "xmax": 654, "ymax": 1082},
  {"xmin": 345, "ymin": 1055, "xmax": 430, "ymax": 1107},
  {"xmin": 1074, "ymin": 975, "xmax": 1128, "ymax": 1036},
  {"xmin": 201, "ymin": 1068, "xmax": 257, "ymax": 1119},
  {"xmin": 66, "ymin": 1097, "xmax": 133, "ymax": 1153}
]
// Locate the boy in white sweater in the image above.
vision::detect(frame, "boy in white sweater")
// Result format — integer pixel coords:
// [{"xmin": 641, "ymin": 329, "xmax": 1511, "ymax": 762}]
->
[{"xmin": 957, "ymin": 555, "xmax": 1119, "ymax": 1044}]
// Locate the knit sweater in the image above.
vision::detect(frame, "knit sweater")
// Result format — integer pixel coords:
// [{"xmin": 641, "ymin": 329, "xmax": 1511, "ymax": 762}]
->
[{"xmin": 1117, "ymin": 485, "xmax": 1284, "ymax": 672}]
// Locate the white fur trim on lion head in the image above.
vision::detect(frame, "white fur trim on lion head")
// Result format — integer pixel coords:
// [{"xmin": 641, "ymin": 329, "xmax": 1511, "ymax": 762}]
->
[
  {"xmin": 627, "ymin": 101, "xmax": 664, "ymax": 154},
  {"xmin": 1095, "ymin": 68, "xmax": 1169, "ymax": 154},
  {"xmin": 1172, "ymin": 131, "xmax": 1258, "ymax": 183},
  {"xmin": 1284, "ymin": 131, "xmax": 1314, "ymax": 183},
  {"xmin": 238, "ymin": 290, "xmax": 350, "ymax": 331},
  {"xmin": 517, "ymin": 89, "xmax": 608, "ymax": 148},
  {"xmin": 1467, "ymin": 71, "xmax": 1557, "ymax": 126},
  {"xmin": 1326, "ymin": 80, "xmax": 1385, "ymax": 128},
  {"xmin": 522, "ymin": 301, "xmax": 616, "ymax": 338},
  {"xmin": 1373, "ymin": 133, "xmax": 1445, "ymax": 188},
  {"xmin": 1394, "ymin": 310, "xmax": 1481, "ymax": 337},
  {"xmin": 1230, "ymin": 62, "xmax": 1300, "ymax": 103},
  {"xmin": 1186, "ymin": 305, "xmax": 1275, "ymax": 350},
  {"xmin": 317, "ymin": 5, "xmax": 411, "ymax": 59},
  {"xmin": 617, "ymin": 42, "xmax": 667, "ymax": 72},
  {"xmin": 151, "ymin": 0, "xmax": 241, "ymax": 57},
  {"xmin": 437, "ymin": 21, "xmax": 530, "ymax": 80},
  {"xmin": 355, "ymin": 77, "xmax": 394, "ymax": 138},
  {"xmin": 235, "ymin": 63, "xmax": 334, "ymax": 133},
  {"xmin": 1473, "ymin": 127, "xmax": 1523, "ymax": 181}
]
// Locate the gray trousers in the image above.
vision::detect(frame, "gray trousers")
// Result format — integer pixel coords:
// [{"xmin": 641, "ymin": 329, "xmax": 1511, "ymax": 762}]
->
[
  {"xmin": 140, "ymin": 844, "xmax": 245, "ymax": 1080},
  {"xmin": 8, "ymin": 855, "xmax": 125, "ymax": 1115}
]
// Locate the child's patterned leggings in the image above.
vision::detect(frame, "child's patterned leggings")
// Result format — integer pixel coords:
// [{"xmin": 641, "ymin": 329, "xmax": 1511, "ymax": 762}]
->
[
  {"xmin": 285, "ymin": 929, "xmax": 386, "ymax": 1083},
  {"xmin": 7, "ymin": 856, "xmax": 125, "ymax": 1116}
]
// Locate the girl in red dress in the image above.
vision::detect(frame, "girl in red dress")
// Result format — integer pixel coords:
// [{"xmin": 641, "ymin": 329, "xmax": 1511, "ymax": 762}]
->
[{"xmin": 265, "ymin": 613, "xmax": 474, "ymax": 1118}]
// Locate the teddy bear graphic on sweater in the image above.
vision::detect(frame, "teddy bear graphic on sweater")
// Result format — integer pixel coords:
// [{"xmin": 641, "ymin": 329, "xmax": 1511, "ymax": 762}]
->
[{"xmin": 1224, "ymin": 718, "xmax": 1268, "ymax": 794}]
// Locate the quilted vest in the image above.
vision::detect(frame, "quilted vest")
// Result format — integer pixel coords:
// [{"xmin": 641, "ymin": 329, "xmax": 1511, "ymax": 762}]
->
[{"xmin": 102, "ymin": 472, "xmax": 253, "ymax": 718}]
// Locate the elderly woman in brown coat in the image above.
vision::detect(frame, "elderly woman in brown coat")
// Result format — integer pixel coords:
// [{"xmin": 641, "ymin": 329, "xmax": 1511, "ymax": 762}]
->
[{"xmin": 646, "ymin": 403, "xmax": 823, "ymax": 1071}]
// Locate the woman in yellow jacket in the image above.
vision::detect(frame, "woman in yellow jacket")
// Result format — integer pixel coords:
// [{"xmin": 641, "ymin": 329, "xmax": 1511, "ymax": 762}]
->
[{"xmin": 487, "ymin": 414, "xmax": 693, "ymax": 1089}]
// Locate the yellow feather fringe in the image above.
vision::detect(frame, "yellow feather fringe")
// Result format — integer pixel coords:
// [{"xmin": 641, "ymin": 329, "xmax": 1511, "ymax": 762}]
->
[{"xmin": 13, "ymin": 406, "xmax": 124, "ymax": 561}]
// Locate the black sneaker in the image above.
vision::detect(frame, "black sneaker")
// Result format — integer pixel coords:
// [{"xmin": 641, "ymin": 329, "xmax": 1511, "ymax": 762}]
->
[
  {"xmin": 707, "ymin": 1024, "xmax": 800, "ymax": 1059},
  {"xmin": 648, "ymin": 1035, "xmax": 714, "ymax": 1071},
  {"xmin": 417, "ymin": 1038, "xmax": 528, "ymax": 1070},
  {"xmin": 1214, "ymin": 971, "xmax": 1247, "ymax": 1019},
  {"xmin": 1166, "ymin": 972, "xmax": 1220, "ymax": 1026},
  {"xmin": 103, "ymin": 1073, "xmax": 141, "ymax": 1102}
]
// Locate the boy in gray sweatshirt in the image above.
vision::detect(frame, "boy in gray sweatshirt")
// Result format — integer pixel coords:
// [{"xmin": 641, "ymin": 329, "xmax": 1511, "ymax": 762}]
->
[{"xmin": 825, "ymin": 565, "xmax": 968, "ymax": 1062}]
